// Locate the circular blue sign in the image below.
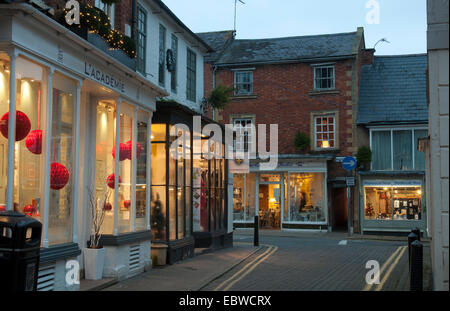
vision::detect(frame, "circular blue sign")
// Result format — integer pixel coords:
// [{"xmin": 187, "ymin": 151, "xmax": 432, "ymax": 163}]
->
[{"xmin": 342, "ymin": 156, "xmax": 357, "ymax": 171}]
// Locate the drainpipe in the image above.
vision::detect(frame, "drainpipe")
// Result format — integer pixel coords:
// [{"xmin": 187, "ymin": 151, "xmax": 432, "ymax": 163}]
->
[{"xmin": 212, "ymin": 65, "xmax": 217, "ymax": 120}]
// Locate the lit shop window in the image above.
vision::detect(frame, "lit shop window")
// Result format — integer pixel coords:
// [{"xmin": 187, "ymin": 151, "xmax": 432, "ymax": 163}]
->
[
  {"xmin": 288, "ymin": 173, "xmax": 325, "ymax": 223},
  {"xmin": 48, "ymin": 72, "xmax": 77, "ymax": 245},
  {"xmin": 95, "ymin": 101, "xmax": 116, "ymax": 235},
  {"xmin": 364, "ymin": 186, "xmax": 423, "ymax": 221},
  {"xmin": 0, "ymin": 58, "xmax": 11, "ymax": 211},
  {"xmin": 232, "ymin": 173, "xmax": 256, "ymax": 223},
  {"xmin": 118, "ymin": 103, "xmax": 135, "ymax": 233},
  {"xmin": 136, "ymin": 111, "xmax": 149, "ymax": 232},
  {"xmin": 11, "ymin": 58, "xmax": 46, "ymax": 223}
]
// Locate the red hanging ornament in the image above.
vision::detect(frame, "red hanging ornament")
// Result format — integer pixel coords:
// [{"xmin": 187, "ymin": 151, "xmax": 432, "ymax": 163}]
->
[
  {"xmin": 0, "ymin": 206, "xmax": 6, "ymax": 212},
  {"xmin": 50, "ymin": 162, "xmax": 70, "ymax": 190},
  {"xmin": 125, "ymin": 140, "xmax": 143, "ymax": 159},
  {"xmin": 103, "ymin": 202, "xmax": 112, "ymax": 211},
  {"xmin": 112, "ymin": 143, "xmax": 129, "ymax": 161},
  {"xmin": 25, "ymin": 129, "xmax": 43, "ymax": 155},
  {"xmin": 23, "ymin": 205, "xmax": 35, "ymax": 216},
  {"xmin": 106, "ymin": 173, "xmax": 121, "ymax": 189},
  {"xmin": 0, "ymin": 111, "xmax": 32, "ymax": 141},
  {"xmin": 124, "ymin": 200, "xmax": 131, "ymax": 209}
]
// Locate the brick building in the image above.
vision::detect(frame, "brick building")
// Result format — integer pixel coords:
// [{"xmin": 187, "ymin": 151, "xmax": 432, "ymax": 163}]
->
[{"xmin": 198, "ymin": 28, "xmax": 368, "ymax": 231}]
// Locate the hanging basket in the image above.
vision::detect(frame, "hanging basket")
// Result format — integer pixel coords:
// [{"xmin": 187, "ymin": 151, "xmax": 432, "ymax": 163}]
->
[
  {"xmin": 50, "ymin": 162, "xmax": 70, "ymax": 190},
  {"xmin": 25, "ymin": 129, "xmax": 43, "ymax": 155},
  {"xmin": 0, "ymin": 111, "xmax": 32, "ymax": 141}
]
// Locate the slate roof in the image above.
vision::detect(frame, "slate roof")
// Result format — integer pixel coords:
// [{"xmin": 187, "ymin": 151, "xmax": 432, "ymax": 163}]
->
[
  {"xmin": 208, "ymin": 31, "xmax": 358, "ymax": 65},
  {"xmin": 196, "ymin": 30, "xmax": 235, "ymax": 62},
  {"xmin": 357, "ymin": 54, "xmax": 428, "ymax": 125}
]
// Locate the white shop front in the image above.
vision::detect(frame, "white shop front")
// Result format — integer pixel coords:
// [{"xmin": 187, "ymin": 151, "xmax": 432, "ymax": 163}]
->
[{"xmin": 0, "ymin": 4, "xmax": 166, "ymax": 290}]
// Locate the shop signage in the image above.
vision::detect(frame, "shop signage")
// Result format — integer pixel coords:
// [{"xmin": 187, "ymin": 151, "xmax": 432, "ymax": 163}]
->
[
  {"xmin": 84, "ymin": 62, "xmax": 125, "ymax": 93},
  {"xmin": 346, "ymin": 177, "xmax": 355, "ymax": 187}
]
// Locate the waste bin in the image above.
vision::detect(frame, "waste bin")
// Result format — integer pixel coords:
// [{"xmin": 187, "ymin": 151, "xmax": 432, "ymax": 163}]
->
[{"xmin": 0, "ymin": 211, "xmax": 42, "ymax": 291}]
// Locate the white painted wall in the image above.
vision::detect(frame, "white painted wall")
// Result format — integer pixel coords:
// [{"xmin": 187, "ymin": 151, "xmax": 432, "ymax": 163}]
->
[{"xmin": 139, "ymin": 0, "xmax": 206, "ymax": 112}]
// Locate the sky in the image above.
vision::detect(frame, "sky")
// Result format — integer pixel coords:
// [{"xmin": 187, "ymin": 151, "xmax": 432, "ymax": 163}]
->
[{"xmin": 161, "ymin": 0, "xmax": 427, "ymax": 56}]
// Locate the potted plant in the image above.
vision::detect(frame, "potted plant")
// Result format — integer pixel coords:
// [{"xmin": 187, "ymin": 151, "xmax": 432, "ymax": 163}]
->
[
  {"xmin": 294, "ymin": 131, "xmax": 311, "ymax": 152},
  {"xmin": 150, "ymin": 194, "xmax": 168, "ymax": 266},
  {"xmin": 84, "ymin": 187, "xmax": 111, "ymax": 280},
  {"xmin": 356, "ymin": 146, "xmax": 372, "ymax": 171}
]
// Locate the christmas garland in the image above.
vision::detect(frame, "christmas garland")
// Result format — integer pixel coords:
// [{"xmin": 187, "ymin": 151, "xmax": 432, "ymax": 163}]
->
[{"xmin": 55, "ymin": 3, "xmax": 136, "ymax": 58}]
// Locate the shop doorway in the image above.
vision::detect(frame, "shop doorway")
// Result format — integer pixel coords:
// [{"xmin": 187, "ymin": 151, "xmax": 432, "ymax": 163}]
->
[
  {"xmin": 332, "ymin": 187, "xmax": 348, "ymax": 231},
  {"xmin": 258, "ymin": 184, "xmax": 281, "ymax": 230}
]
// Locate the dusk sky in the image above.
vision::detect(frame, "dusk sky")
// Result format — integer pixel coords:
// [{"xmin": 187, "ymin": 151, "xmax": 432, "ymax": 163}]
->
[{"xmin": 161, "ymin": 0, "xmax": 427, "ymax": 56}]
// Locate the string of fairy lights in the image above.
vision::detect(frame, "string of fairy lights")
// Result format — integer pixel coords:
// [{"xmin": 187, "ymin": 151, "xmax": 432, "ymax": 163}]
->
[{"xmin": 59, "ymin": 3, "xmax": 136, "ymax": 58}]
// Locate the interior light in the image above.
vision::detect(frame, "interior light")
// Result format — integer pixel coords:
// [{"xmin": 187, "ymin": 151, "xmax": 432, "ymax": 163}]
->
[
  {"xmin": 322, "ymin": 140, "xmax": 330, "ymax": 148},
  {"xmin": 417, "ymin": 190, "xmax": 422, "ymax": 195},
  {"xmin": 383, "ymin": 187, "xmax": 388, "ymax": 191}
]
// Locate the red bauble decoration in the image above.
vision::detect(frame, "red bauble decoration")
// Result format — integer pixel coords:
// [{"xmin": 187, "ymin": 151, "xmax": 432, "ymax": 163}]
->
[
  {"xmin": 50, "ymin": 162, "xmax": 70, "ymax": 190},
  {"xmin": 106, "ymin": 173, "xmax": 121, "ymax": 189},
  {"xmin": 25, "ymin": 129, "xmax": 43, "ymax": 155},
  {"xmin": 0, "ymin": 111, "xmax": 32, "ymax": 141},
  {"xmin": 0, "ymin": 206, "xmax": 6, "ymax": 212},
  {"xmin": 112, "ymin": 143, "xmax": 129, "ymax": 161},
  {"xmin": 124, "ymin": 200, "xmax": 131, "ymax": 209},
  {"xmin": 24, "ymin": 205, "xmax": 35, "ymax": 216},
  {"xmin": 103, "ymin": 202, "xmax": 112, "ymax": 211},
  {"xmin": 125, "ymin": 140, "xmax": 143, "ymax": 159}
]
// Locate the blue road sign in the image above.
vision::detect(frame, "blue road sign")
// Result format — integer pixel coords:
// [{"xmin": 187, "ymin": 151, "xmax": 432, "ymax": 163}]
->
[{"xmin": 342, "ymin": 156, "xmax": 357, "ymax": 171}]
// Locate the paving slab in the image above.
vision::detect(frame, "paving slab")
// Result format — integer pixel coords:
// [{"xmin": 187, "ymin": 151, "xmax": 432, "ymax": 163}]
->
[{"xmin": 103, "ymin": 243, "xmax": 261, "ymax": 291}]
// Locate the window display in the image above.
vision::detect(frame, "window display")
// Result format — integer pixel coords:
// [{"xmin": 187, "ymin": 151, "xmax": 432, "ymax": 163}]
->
[
  {"xmin": 135, "ymin": 111, "xmax": 149, "ymax": 231},
  {"xmin": 288, "ymin": 173, "xmax": 325, "ymax": 222},
  {"xmin": 232, "ymin": 173, "xmax": 256, "ymax": 222},
  {"xmin": 364, "ymin": 185, "xmax": 422, "ymax": 221},
  {"xmin": 151, "ymin": 124, "xmax": 166, "ymax": 240}
]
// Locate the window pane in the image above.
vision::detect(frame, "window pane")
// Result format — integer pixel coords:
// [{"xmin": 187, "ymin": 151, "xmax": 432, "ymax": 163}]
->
[
  {"xmin": 48, "ymin": 73, "xmax": 76, "ymax": 245},
  {"xmin": 193, "ymin": 158, "xmax": 208, "ymax": 231},
  {"xmin": 151, "ymin": 186, "xmax": 166, "ymax": 240},
  {"xmin": 414, "ymin": 130, "xmax": 428, "ymax": 170},
  {"xmin": 136, "ymin": 114, "xmax": 149, "ymax": 231},
  {"xmin": 246, "ymin": 173, "xmax": 256, "ymax": 220},
  {"xmin": 372, "ymin": 131, "xmax": 391, "ymax": 170},
  {"xmin": 0, "ymin": 59, "xmax": 10, "ymax": 210},
  {"xmin": 95, "ymin": 101, "xmax": 116, "ymax": 235},
  {"xmin": 177, "ymin": 159, "xmax": 184, "ymax": 239},
  {"xmin": 151, "ymin": 123, "xmax": 166, "ymax": 141},
  {"xmin": 233, "ymin": 174, "xmax": 245, "ymax": 221},
  {"xmin": 393, "ymin": 130, "xmax": 412, "ymax": 170},
  {"xmin": 289, "ymin": 173, "xmax": 325, "ymax": 222},
  {"xmin": 159, "ymin": 25, "xmax": 166, "ymax": 86},
  {"xmin": 151, "ymin": 143, "xmax": 166, "ymax": 185}
]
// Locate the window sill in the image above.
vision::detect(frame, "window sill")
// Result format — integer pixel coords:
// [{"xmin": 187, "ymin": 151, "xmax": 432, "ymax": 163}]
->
[
  {"xmin": 232, "ymin": 94, "xmax": 258, "ymax": 100},
  {"xmin": 308, "ymin": 89, "xmax": 340, "ymax": 96}
]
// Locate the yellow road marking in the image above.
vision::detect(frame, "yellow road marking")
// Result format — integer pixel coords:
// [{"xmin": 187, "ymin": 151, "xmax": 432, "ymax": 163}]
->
[
  {"xmin": 214, "ymin": 244, "xmax": 277, "ymax": 291},
  {"xmin": 374, "ymin": 246, "xmax": 407, "ymax": 291},
  {"xmin": 222, "ymin": 246, "xmax": 278, "ymax": 291},
  {"xmin": 363, "ymin": 246, "xmax": 404, "ymax": 291}
]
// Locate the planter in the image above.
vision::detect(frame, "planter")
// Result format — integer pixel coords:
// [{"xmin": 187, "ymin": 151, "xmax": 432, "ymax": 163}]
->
[
  {"xmin": 151, "ymin": 243, "xmax": 168, "ymax": 266},
  {"xmin": 83, "ymin": 247, "xmax": 106, "ymax": 280}
]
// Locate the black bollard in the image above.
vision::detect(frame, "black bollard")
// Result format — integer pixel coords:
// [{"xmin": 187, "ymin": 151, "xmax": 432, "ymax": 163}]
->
[
  {"xmin": 254, "ymin": 215, "xmax": 259, "ymax": 247},
  {"xmin": 412, "ymin": 227, "xmax": 421, "ymax": 241},
  {"xmin": 408, "ymin": 232, "xmax": 418, "ymax": 266},
  {"xmin": 410, "ymin": 240, "xmax": 423, "ymax": 291}
]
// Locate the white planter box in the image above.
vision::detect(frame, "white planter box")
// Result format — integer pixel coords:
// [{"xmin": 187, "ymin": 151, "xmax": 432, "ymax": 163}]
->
[{"xmin": 84, "ymin": 248, "xmax": 106, "ymax": 280}]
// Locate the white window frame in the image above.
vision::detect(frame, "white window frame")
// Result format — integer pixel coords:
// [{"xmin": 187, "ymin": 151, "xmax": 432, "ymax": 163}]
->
[
  {"xmin": 95, "ymin": 0, "xmax": 115, "ymax": 29},
  {"xmin": 314, "ymin": 115, "xmax": 336, "ymax": 150},
  {"xmin": 233, "ymin": 118, "xmax": 253, "ymax": 153},
  {"xmin": 369, "ymin": 126, "xmax": 428, "ymax": 171},
  {"xmin": 313, "ymin": 65, "xmax": 335, "ymax": 91},
  {"xmin": 234, "ymin": 71, "xmax": 253, "ymax": 96}
]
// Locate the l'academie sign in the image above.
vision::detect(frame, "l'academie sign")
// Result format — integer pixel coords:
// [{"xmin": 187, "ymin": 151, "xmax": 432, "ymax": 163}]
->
[{"xmin": 84, "ymin": 62, "xmax": 125, "ymax": 93}]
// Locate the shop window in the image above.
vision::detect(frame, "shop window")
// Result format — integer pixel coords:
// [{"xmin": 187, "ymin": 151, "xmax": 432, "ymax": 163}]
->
[
  {"xmin": 151, "ymin": 125, "xmax": 167, "ymax": 240},
  {"xmin": 48, "ymin": 72, "xmax": 77, "ymax": 245},
  {"xmin": 12, "ymin": 58, "xmax": 46, "ymax": 225},
  {"xmin": 314, "ymin": 116, "xmax": 335, "ymax": 149},
  {"xmin": 95, "ymin": 101, "xmax": 117, "ymax": 235},
  {"xmin": 0, "ymin": 58, "xmax": 10, "ymax": 210},
  {"xmin": 232, "ymin": 173, "xmax": 256, "ymax": 222},
  {"xmin": 135, "ymin": 111, "xmax": 149, "ymax": 231},
  {"xmin": 288, "ymin": 173, "xmax": 325, "ymax": 223},
  {"xmin": 364, "ymin": 185, "xmax": 422, "ymax": 221}
]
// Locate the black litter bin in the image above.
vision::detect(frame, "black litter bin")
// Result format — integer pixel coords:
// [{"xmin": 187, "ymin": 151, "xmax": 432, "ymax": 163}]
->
[{"xmin": 0, "ymin": 211, "xmax": 42, "ymax": 291}]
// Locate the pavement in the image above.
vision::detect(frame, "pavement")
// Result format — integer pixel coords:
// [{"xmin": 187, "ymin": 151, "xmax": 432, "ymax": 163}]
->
[{"xmin": 100, "ymin": 229, "xmax": 432, "ymax": 291}]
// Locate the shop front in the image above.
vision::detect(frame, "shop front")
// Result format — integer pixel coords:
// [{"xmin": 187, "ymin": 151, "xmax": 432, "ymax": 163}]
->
[
  {"xmin": 0, "ymin": 5, "xmax": 167, "ymax": 289},
  {"xmin": 358, "ymin": 172, "xmax": 427, "ymax": 234},
  {"xmin": 233, "ymin": 157, "xmax": 329, "ymax": 231},
  {"xmin": 151, "ymin": 102, "xmax": 230, "ymax": 264}
]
